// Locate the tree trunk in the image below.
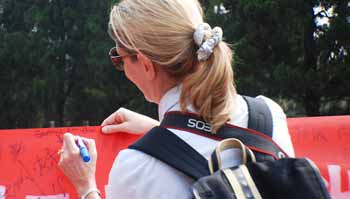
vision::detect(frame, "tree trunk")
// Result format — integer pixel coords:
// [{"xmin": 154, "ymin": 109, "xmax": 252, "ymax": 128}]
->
[
  {"xmin": 302, "ymin": 2, "xmax": 321, "ymax": 116},
  {"xmin": 302, "ymin": 92, "xmax": 321, "ymax": 116}
]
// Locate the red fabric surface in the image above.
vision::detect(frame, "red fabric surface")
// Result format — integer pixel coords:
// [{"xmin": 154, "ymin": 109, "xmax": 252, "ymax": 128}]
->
[
  {"xmin": 0, "ymin": 116, "xmax": 349, "ymax": 198},
  {"xmin": 0, "ymin": 126, "xmax": 140, "ymax": 199},
  {"xmin": 288, "ymin": 116, "xmax": 350, "ymax": 198}
]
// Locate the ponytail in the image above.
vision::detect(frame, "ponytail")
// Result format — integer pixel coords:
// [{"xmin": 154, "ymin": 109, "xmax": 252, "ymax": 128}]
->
[{"xmin": 180, "ymin": 42, "xmax": 236, "ymax": 132}]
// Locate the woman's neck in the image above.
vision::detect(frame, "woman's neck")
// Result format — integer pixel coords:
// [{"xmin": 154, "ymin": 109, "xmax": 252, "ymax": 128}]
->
[{"xmin": 152, "ymin": 69, "xmax": 179, "ymax": 104}]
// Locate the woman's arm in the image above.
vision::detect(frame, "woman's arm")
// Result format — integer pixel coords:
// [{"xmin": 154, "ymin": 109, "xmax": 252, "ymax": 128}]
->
[{"xmin": 258, "ymin": 96, "xmax": 295, "ymax": 157}]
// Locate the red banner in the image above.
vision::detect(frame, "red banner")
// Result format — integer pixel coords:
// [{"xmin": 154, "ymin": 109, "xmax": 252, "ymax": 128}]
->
[
  {"xmin": 288, "ymin": 116, "xmax": 350, "ymax": 199},
  {"xmin": 0, "ymin": 116, "xmax": 349, "ymax": 199},
  {"xmin": 0, "ymin": 127, "xmax": 140, "ymax": 199}
]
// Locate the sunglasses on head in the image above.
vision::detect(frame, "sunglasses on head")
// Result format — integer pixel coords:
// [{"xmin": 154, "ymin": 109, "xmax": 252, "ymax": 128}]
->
[{"xmin": 109, "ymin": 47, "xmax": 136, "ymax": 71}]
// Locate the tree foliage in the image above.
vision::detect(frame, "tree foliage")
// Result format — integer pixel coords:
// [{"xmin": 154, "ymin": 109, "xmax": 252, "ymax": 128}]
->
[
  {"xmin": 204, "ymin": 0, "xmax": 350, "ymax": 116},
  {"xmin": 0, "ymin": 0, "xmax": 156, "ymax": 128},
  {"xmin": 0, "ymin": 0, "xmax": 348, "ymax": 128}
]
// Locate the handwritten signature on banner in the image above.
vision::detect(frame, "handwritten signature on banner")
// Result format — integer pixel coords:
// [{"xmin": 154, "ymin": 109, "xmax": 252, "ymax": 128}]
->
[
  {"xmin": 0, "ymin": 126, "xmax": 140, "ymax": 199},
  {"xmin": 3, "ymin": 167, "xmax": 349, "ymax": 199},
  {"xmin": 0, "ymin": 116, "xmax": 349, "ymax": 199}
]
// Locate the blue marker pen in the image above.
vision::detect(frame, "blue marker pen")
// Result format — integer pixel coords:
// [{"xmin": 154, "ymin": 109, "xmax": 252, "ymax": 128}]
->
[{"xmin": 76, "ymin": 136, "xmax": 91, "ymax": 162}]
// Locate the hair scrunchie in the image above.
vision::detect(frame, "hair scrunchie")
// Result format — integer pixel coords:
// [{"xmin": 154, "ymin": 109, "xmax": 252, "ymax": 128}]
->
[{"xmin": 193, "ymin": 23, "xmax": 223, "ymax": 61}]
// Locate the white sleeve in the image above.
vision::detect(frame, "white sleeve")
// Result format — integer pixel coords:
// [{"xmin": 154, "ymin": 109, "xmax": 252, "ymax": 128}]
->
[
  {"xmin": 257, "ymin": 96, "xmax": 295, "ymax": 157},
  {"xmin": 105, "ymin": 149, "xmax": 193, "ymax": 199}
]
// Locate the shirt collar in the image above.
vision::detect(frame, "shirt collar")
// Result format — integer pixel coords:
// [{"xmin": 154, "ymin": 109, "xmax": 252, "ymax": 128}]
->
[{"xmin": 158, "ymin": 85, "xmax": 181, "ymax": 121}]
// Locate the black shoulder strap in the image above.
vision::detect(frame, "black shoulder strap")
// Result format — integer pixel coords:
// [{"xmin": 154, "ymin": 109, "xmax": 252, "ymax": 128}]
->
[
  {"xmin": 160, "ymin": 112, "xmax": 288, "ymax": 159},
  {"xmin": 129, "ymin": 126, "xmax": 210, "ymax": 180},
  {"xmin": 242, "ymin": 96, "xmax": 273, "ymax": 137}
]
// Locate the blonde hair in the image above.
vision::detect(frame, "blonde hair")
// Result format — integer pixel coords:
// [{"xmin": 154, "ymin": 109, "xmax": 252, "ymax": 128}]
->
[{"xmin": 109, "ymin": 0, "xmax": 236, "ymax": 132}]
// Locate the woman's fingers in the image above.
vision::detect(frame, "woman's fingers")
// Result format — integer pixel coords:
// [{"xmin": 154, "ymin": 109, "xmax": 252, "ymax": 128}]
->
[
  {"xmin": 101, "ymin": 108, "xmax": 125, "ymax": 126},
  {"xmin": 59, "ymin": 135, "xmax": 97, "ymax": 163},
  {"xmin": 101, "ymin": 113, "xmax": 117, "ymax": 126},
  {"xmin": 101, "ymin": 123, "xmax": 131, "ymax": 134},
  {"xmin": 101, "ymin": 107, "xmax": 159, "ymax": 134},
  {"xmin": 63, "ymin": 133, "xmax": 79, "ymax": 154},
  {"xmin": 83, "ymin": 138, "xmax": 97, "ymax": 161}
]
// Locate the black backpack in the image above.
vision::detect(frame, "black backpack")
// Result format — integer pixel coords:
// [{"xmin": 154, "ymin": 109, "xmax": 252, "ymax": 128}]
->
[{"xmin": 129, "ymin": 96, "xmax": 330, "ymax": 199}]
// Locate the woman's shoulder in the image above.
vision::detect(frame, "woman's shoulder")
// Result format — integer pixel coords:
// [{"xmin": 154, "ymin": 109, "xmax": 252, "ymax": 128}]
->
[
  {"xmin": 229, "ymin": 94, "xmax": 285, "ymax": 126},
  {"xmin": 255, "ymin": 95, "xmax": 295, "ymax": 157},
  {"xmin": 255, "ymin": 95, "xmax": 286, "ymax": 116},
  {"xmin": 235, "ymin": 94, "xmax": 295, "ymax": 156},
  {"xmin": 234, "ymin": 94, "xmax": 287, "ymax": 121}
]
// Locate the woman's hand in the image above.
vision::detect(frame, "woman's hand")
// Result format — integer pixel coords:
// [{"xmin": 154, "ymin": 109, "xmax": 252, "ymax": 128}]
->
[
  {"xmin": 101, "ymin": 107, "xmax": 160, "ymax": 134},
  {"xmin": 58, "ymin": 133, "xmax": 98, "ymax": 197}
]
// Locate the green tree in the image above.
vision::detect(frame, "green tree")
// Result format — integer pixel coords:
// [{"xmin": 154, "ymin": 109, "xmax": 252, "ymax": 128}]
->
[
  {"xmin": 0, "ymin": 0, "xmax": 157, "ymax": 129},
  {"xmin": 1, "ymin": 0, "xmax": 348, "ymax": 129},
  {"xmin": 203, "ymin": 0, "xmax": 350, "ymax": 116}
]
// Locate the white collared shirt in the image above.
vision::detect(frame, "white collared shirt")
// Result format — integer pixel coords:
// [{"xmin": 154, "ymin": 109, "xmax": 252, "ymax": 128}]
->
[{"xmin": 105, "ymin": 86, "xmax": 295, "ymax": 199}]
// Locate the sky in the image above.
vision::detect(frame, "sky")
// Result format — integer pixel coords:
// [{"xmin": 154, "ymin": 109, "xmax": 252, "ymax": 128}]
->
[{"xmin": 313, "ymin": 6, "xmax": 334, "ymax": 26}]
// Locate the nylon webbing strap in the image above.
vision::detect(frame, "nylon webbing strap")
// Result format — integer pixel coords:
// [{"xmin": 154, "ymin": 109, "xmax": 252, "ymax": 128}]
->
[
  {"xmin": 161, "ymin": 112, "xmax": 288, "ymax": 159},
  {"xmin": 129, "ymin": 126, "xmax": 210, "ymax": 180},
  {"xmin": 210, "ymin": 146, "xmax": 254, "ymax": 173},
  {"xmin": 242, "ymin": 96, "xmax": 273, "ymax": 137}
]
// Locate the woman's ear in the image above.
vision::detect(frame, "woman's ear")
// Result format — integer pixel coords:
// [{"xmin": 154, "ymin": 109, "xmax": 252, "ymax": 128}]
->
[{"xmin": 137, "ymin": 53, "xmax": 156, "ymax": 80}]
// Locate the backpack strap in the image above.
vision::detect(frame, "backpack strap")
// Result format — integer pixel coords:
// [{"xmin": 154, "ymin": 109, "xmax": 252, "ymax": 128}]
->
[
  {"xmin": 160, "ymin": 112, "xmax": 288, "ymax": 159},
  {"xmin": 242, "ymin": 96, "xmax": 273, "ymax": 137},
  {"xmin": 129, "ymin": 126, "xmax": 210, "ymax": 180}
]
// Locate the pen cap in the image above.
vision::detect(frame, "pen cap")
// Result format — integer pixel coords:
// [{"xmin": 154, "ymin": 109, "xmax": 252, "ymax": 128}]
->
[{"xmin": 77, "ymin": 136, "xmax": 91, "ymax": 163}]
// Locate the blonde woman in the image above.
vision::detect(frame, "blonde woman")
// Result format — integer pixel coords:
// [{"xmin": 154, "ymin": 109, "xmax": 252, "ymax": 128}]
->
[{"xmin": 58, "ymin": 0, "xmax": 295, "ymax": 198}]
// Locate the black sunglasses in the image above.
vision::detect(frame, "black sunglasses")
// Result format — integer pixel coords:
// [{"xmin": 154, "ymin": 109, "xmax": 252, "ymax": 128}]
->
[{"xmin": 109, "ymin": 47, "xmax": 136, "ymax": 71}]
